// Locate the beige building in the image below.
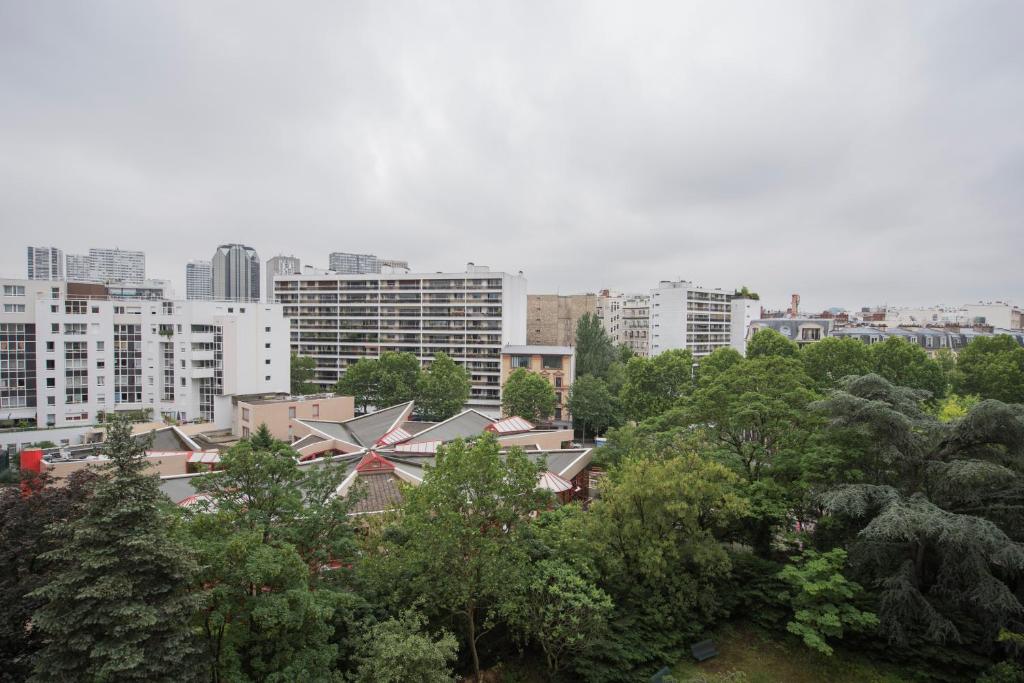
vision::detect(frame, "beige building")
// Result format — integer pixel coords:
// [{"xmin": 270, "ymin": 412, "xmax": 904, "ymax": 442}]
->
[
  {"xmin": 500, "ymin": 345, "xmax": 575, "ymax": 425},
  {"xmin": 596, "ymin": 290, "xmax": 650, "ymax": 356},
  {"xmin": 233, "ymin": 393, "xmax": 354, "ymax": 442},
  {"xmin": 526, "ymin": 294, "xmax": 597, "ymax": 346}
]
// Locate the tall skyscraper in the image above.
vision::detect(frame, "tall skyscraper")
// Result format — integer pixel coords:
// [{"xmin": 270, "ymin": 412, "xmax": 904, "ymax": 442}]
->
[
  {"xmin": 64, "ymin": 247, "xmax": 145, "ymax": 283},
  {"xmin": 26, "ymin": 247, "xmax": 64, "ymax": 280},
  {"xmin": 265, "ymin": 255, "xmax": 301, "ymax": 303},
  {"xmin": 186, "ymin": 260, "xmax": 213, "ymax": 300},
  {"xmin": 212, "ymin": 244, "xmax": 260, "ymax": 302}
]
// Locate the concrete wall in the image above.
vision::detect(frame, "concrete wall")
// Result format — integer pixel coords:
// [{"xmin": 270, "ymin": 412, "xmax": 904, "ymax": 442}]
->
[
  {"xmin": 526, "ymin": 294, "xmax": 596, "ymax": 346},
  {"xmin": 236, "ymin": 394, "xmax": 355, "ymax": 441},
  {"xmin": 499, "ymin": 428, "xmax": 574, "ymax": 450},
  {"xmin": 42, "ymin": 450, "xmax": 191, "ymax": 479}
]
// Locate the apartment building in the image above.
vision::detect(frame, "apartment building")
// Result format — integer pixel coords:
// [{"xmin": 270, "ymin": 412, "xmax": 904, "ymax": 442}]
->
[
  {"xmin": 526, "ymin": 294, "xmax": 597, "ymax": 346},
  {"xmin": 186, "ymin": 260, "xmax": 213, "ymax": 300},
  {"xmin": 0, "ymin": 278, "xmax": 288, "ymax": 429},
  {"xmin": 66, "ymin": 247, "xmax": 146, "ymax": 284},
  {"xmin": 597, "ymin": 290, "xmax": 651, "ymax": 356},
  {"xmin": 275, "ymin": 264, "xmax": 527, "ymax": 413},
  {"xmin": 500, "ymin": 345, "xmax": 575, "ymax": 425},
  {"xmin": 26, "ymin": 247, "xmax": 64, "ymax": 281},
  {"xmin": 648, "ymin": 280, "xmax": 754, "ymax": 359},
  {"xmin": 265, "ymin": 255, "xmax": 301, "ymax": 303},
  {"xmin": 328, "ymin": 252, "xmax": 380, "ymax": 274}
]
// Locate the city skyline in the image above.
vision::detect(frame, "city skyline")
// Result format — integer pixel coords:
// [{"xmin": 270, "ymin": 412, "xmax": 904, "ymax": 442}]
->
[{"xmin": 2, "ymin": 3, "xmax": 1023, "ymax": 312}]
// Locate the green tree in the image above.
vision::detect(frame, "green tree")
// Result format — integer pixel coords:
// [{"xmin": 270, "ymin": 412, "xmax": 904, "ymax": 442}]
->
[
  {"xmin": 955, "ymin": 335, "xmax": 1024, "ymax": 404},
  {"xmin": 502, "ymin": 368, "xmax": 557, "ymax": 422},
  {"xmin": 695, "ymin": 347, "xmax": 743, "ymax": 386},
  {"xmin": 0, "ymin": 470, "xmax": 97, "ymax": 681},
  {"xmin": 799, "ymin": 337, "xmax": 872, "ymax": 388},
  {"xmin": 375, "ymin": 434, "xmax": 547, "ymax": 681},
  {"xmin": 349, "ymin": 610, "xmax": 459, "ymax": 683},
  {"xmin": 734, "ymin": 285, "xmax": 760, "ymax": 300},
  {"xmin": 616, "ymin": 343, "xmax": 636, "ymax": 364},
  {"xmin": 778, "ymin": 548, "xmax": 878, "ymax": 656},
  {"xmin": 416, "ymin": 352, "xmax": 470, "ymax": 422},
  {"xmin": 817, "ymin": 374, "xmax": 1024, "ymax": 650},
  {"xmin": 619, "ymin": 349, "xmax": 694, "ymax": 422},
  {"xmin": 188, "ymin": 434, "xmax": 359, "ymax": 680},
  {"xmin": 290, "ymin": 352, "xmax": 318, "ymax": 395},
  {"xmin": 869, "ymin": 337, "xmax": 946, "ymax": 398},
  {"xmin": 746, "ymin": 328, "xmax": 799, "ymax": 359},
  {"xmin": 575, "ymin": 313, "xmax": 617, "ymax": 379},
  {"xmin": 935, "ymin": 393, "xmax": 981, "ymax": 422},
  {"xmin": 568, "ymin": 375, "xmax": 620, "ymax": 440},
  {"xmin": 30, "ymin": 417, "xmax": 199, "ymax": 682},
  {"xmin": 335, "ymin": 358, "xmax": 378, "ymax": 413},
  {"xmin": 504, "ymin": 559, "xmax": 613, "ymax": 677}
]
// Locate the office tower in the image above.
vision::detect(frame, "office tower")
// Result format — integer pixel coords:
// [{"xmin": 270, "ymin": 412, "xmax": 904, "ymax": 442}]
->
[
  {"xmin": 186, "ymin": 260, "xmax": 213, "ymax": 300},
  {"xmin": 265, "ymin": 255, "xmax": 301, "ymax": 303},
  {"xmin": 26, "ymin": 247, "xmax": 64, "ymax": 280},
  {"xmin": 212, "ymin": 244, "xmax": 260, "ymax": 302}
]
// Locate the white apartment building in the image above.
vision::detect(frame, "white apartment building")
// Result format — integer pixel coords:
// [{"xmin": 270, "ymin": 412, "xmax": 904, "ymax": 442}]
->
[
  {"xmin": 275, "ymin": 264, "xmax": 527, "ymax": 412},
  {"xmin": 596, "ymin": 291, "xmax": 651, "ymax": 356},
  {"xmin": 26, "ymin": 247, "xmax": 64, "ymax": 281},
  {"xmin": 186, "ymin": 260, "xmax": 214, "ymax": 300},
  {"xmin": 648, "ymin": 280, "xmax": 754, "ymax": 359},
  {"xmin": 1, "ymin": 278, "xmax": 288, "ymax": 429},
  {"xmin": 65, "ymin": 247, "xmax": 146, "ymax": 284}
]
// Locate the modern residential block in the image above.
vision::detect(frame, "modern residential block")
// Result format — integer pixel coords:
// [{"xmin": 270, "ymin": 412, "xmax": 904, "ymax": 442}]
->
[
  {"xmin": 648, "ymin": 280, "xmax": 754, "ymax": 359},
  {"xmin": 65, "ymin": 247, "xmax": 146, "ymax": 284},
  {"xmin": 186, "ymin": 260, "xmax": 214, "ymax": 300},
  {"xmin": 265, "ymin": 255, "xmax": 301, "ymax": 303},
  {"xmin": 328, "ymin": 252, "xmax": 380, "ymax": 274},
  {"xmin": 275, "ymin": 264, "xmax": 527, "ymax": 413},
  {"xmin": 26, "ymin": 247, "xmax": 64, "ymax": 281},
  {"xmin": 212, "ymin": 244, "xmax": 261, "ymax": 302}
]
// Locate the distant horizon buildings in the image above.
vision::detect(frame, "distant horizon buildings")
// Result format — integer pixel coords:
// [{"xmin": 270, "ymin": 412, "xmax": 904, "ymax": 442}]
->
[
  {"xmin": 26, "ymin": 247, "xmax": 64, "ymax": 281},
  {"xmin": 327, "ymin": 252, "xmax": 410, "ymax": 274},
  {"xmin": 186, "ymin": 260, "xmax": 213, "ymax": 300},
  {"xmin": 212, "ymin": 244, "xmax": 260, "ymax": 302},
  {"xmin": 64, "ymin": 247, "xmax": 146, "ymax": 284},
  {"xmin": 265, "ymin": 255, "xmax": 301, "ymax": 303}
]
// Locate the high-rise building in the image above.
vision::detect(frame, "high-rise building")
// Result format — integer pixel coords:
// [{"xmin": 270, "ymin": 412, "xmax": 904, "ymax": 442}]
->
[
  {"xmin": 328, "ymin": 252, "xmax": 380, "ymax": 274},
  {"xmin": 596, "ymin": 291, "xmax": 650, "ymax": 356},
  {"xmin": 275, "ymin": 264, "xmax": 527, "ymax": 413},
  {"xmin": 265, "ymin": 255, "xmax": 301, "ymax": 303},
  {"xmin": 0, "ymin": 277, "xmax": 288, "ymax": 430},
  {"xmin": 648, "ymin": 280, "xmax": 755, "ymax": 359},
  {"xmin": 380, "ymin": 259, "xmax": 411, "ymax": 272},
  {"xmin": 64, "ymin": 247, "xmax": 145, "ymax": 284},
  {"xmin": 526, "ymin": 294, "xmax": 597, "ymax": 346},
  {"xmin": 26, "ymin": 247, "xmax": 64, "ymax": 280},
  {"xmin": 186, "ymin": 260, "xmax": 213, "ymax": 300},
  {"xmin": 212, "ymin": 244, "xmax": 260, "ymax": 302}
]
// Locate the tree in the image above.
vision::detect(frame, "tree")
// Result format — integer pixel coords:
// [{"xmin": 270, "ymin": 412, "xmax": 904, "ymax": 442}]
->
[
  {"xmin": 619, "ymin": 349, "xmax": 694, "ymax": 422},
  {"xmin": 349, "ymin": 610, "xmax": 459, "ymax": 683},
  {"xmin": 734, "ymin": 285, "xmax": 760, "ymax": 300},
  {"xmin": 778, "ymin": 548, "xmax": 878, "ymax": 656},
  {"xmin": 416, "ymin": 352, "xmax": 470, "ymax": 421},
  {"xmin": 746, "ymin": 328, "xmax": 799, "ymax": 359},
  {"xmin": 696, "ymin": 347, "xmax": 743, "ymax": 386},
  {"xmin": 0, "ymin": 470, "xmax": 97, "ymax": 681},
  {"xmin": 502, "ymin": 368, "xmax": 557, "ymax": 422},
  {"xmin": 816, "ymin": 374, "xmax": 1024, "ymax": 650},
  {"xmin": 568, "ymin": 375, "xmax": 620, "ymax": 440},
  {"xmin": 290, "ymin": 352, "xmax": 318, "ymax": 395},
  {"xmin": 187, "ymin": 434, "xmax": 360, "ymax": 681},
  {"xmin": 800, "ymin": 337, "xmax": 872, "ymax": 388},
  {"xmin": 869, "ymin": 337, "xmax": 946, "ymax": 398},
  {"xmin": 616, "ymin": 344, "xmax": 635, "ymax": 364},
  {"xmin": 30, "ymin": 417, "xmax": 199, "ymax": 682},
  {"xmin": 376, "ymin": 434, "xmax": 547, "ymax": 681},
  {"xmin": 955, "ymin": 335, "xmax": 1024, "ymax": 404},
  {"xmin": 335, "ymin": 358, "xmax": 378, "ymax": 413},
  {"xmin": 575, "ymin": 313, "xmax": 617, "ymax": 379},
  {"xmin": 504, "ymin": 559, "xmax": 613, "ymax": 677}
]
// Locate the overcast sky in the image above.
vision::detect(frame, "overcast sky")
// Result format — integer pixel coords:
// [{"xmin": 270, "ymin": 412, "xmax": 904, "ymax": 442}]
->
[{"xmin": 1, "ymin": 1, "xmax": 1022, "ymax": 312}]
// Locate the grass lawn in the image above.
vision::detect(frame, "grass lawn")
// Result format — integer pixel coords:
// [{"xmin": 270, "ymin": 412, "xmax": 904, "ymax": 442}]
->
[{"xmin": 672, "ymin": 622, "xmax": 914, "ymax": 683}]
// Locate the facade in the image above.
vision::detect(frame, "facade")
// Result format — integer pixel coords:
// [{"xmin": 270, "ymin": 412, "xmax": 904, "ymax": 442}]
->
[
  {"xmin": 328, "ymin": 252, "xmax": 380, "ymax": 274},
  {"xmin": 526, "ymin": 294, "xmax": 597, "ymax": 346},
  {"xmin": 0, "ymin": 278, "xmax": 289, "ymax": 429},
  {"xmin": 26, "ymin": 247, "xmax": 64, "ymax": 281},
  {"xmin": 105, "ymin": 279, "xmax": 174, "ymax": 300},
  {"xmin": 747, "ymin": 318, "xmax": 835, "ymax": 347},
  {"xmin": 648, "ymin": 281, "xmax": 753, "ymax": 359},
  {"xmin": 832, "ymin": 325, "xmax": 1024, "ymax": 355},
  {"xmin": 730, "ymin": 297, "xmax": 758, "ymax": 354},
  {"xmin": 212, "ymin": 244, "xmax": 261, "ymax": 302},
  {"xmin": 380, "ymin": 259, "xmax": 411, "ymax": 272},
  {"xmin": 186, "ymin": 260, "xmax": 213, "ymax": 300},
  {"xmin": 597, "ymin": 291, "xmax": 651, "ymax": 356},
  {"xmin": 65, "ymin": 247, "xmax": 145, "ymax": 284},
  {"xmin": 232, "ymin": 393, "xmax": 354, "ymax": 441},
  {"xmin": 275, "ymin": 264, "xmax": 527, "ymax": 412},
  {"xmin": 500, "ymin": 345, "xmax": 575, "ymax": 425},
  {"xmin": 265, "ymin": 255, "xmax": 301, "ymax": 303}
]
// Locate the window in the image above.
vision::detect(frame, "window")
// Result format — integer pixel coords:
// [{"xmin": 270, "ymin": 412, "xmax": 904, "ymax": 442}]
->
[
  {"xmin": 46, "ymin": 378, "xmax": 55, "ymax": 388},
  {"xmin": 265, "ymin": 375, "xmax": 271, "ymax": 381},
  {"xmin": 554, "ymin": 376, "xmax": 562, "ymax": 388},
  {"xmin": 47, "ymin": 396, "xmax": 55, "ymax": 406},
  {"xmin": 242, "ymin": 407, "xmax": 251, "ymax": 421},
  {"xmin": 97, "ymin": 359, "xmax": 105, "ymax": 369},
  {"xmin": 50, "ymin": 288, "xmax": 60, "ymax": 299},
  {"xmin": 45, "ymin": 359, "xmax": 55, "ymax": 370},
  {"xmin": 51, "ymin": 323, "xmax": 59, "ymax": 333},
  {"xmin": 288, "ymin": 407, "xmax": 296, "ymax": 419},
  {"xmin": 511, "ymin": 355, "xmax": 531, "ymax": 369},
  {"xmin": 96, "ymin": 341, "xmax": 104, "ymax": 351},
  {"xmin": 2, "ymin": 285, "xmax": 25, "ymax": 296},
  {"xmin": 97, "ymin": 376, "xmax": 105, "ymax": 386},
  {"xmin": 265, "ymin": 326, "xmax": 271, "ymax": 332},
  {"xmin": 265, "ymin": 343, "xmax": 271, "ymax": 349},
  {"xmin": 92, "ymin": 306, "xmax": 99, "ymax": 314},
  {"xmin": 312, "ymin": 404, "xmax": 319, "ymax": 418},
  {"xmin": 242, "ymin": 426, "xmax": 250, "ymax": 438},
  {"xmin": 46, "ymin": 341, "xmax": 54, "ymax": 352},
  {"xmin": 2, "ymin": 304, "xmax": 25, "ymax": 313},
  {"xmin": 181, "ymin": 377, "xmax": 186, "ymax": 386},
  {"xmin": 265, "ymin": 359, "xmax": 271, "ymax": 364},
  {"xmin": 542, "ymin": 355, "xmax": 562, "ymax": 370}
]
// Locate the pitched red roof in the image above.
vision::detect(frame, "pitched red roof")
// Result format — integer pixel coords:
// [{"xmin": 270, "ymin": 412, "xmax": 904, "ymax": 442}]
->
[{"xmin": 355, "ymin": 451, "xmax": 396, "ymax": 474}]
